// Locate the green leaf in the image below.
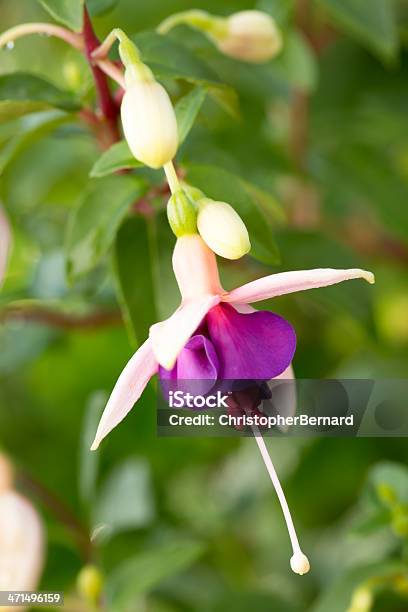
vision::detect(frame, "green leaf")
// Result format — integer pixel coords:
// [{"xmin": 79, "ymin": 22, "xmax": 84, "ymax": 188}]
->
[
  {"xmin": 79, "ymin": 391, "xmax": 106, "ymax": 506},
  {"xmin": 0, "ymin": 111, "xmax": 69, "ymax": 175},
  {"xmin": 186, "ymin": 165, "xmax": 280, "ymax": 265},
  {"xmin": 86, "ymin": 0, "xmax": 118, "ymax": 17},
  {"xmin": 113, "ymin": 217, "xmax": 157, "ymax": 346},
  {"xmin": 91, "ymin": 89, "xmax": 207, "ymax": 177},
  {"xmin": 276, "ymin": 31, "xmax": 318, "ymax": 92},
  {"xmin": 206, "ymin": 84, "xmax": 240, "ymax": 120},
  {"xmin": 0, "ymin": 73, "xmax": 80, "ymax": 121},
  {"xmin": 93, "ymin": 458, "xmax": 155, "ymax": 537},
  {"xmin": 65, "ymin": 175, "xmax": 146, "ymax": 280},
  {"xmin": 175, "ymin": 87, "xmax": 207, "ymax": 145},
  {"xmin": 38, "ymin": 0, "xmax": 84, "ymax": 31},
  {"xmin": 90, "ymin": 141, "xmax": 142, "ymax": 178},
  {"xmin": 257, "ymin": 0, "xmax": 294, "ymax": 28},
  {"xmin": 325, "ymin": 144, "xmax": 408, "ymax": 244},
  {"xmin": 133, "ymin": 31, "xmax": 220, "ymax": 85},
  {"xmin": 368, "ymin": 462, "xmax": 408, "ymax": 506},
  {"xmin": 317, "ymin": 0, "xmax": 398, "ymax": 62},
  {"xmin": 107, "ymin": 539, "xmax": 204, "ymax": 608},
  {"xmin": 351, "ymin": 509, "xmax": 390, "ymax": 535},
  {"xmin": 133, "ymin": 31, "xmax": 238, "ymax": 118},
  {"xmin": 0, "ymin": 321, "xmax": 54, "ymax": 374}
]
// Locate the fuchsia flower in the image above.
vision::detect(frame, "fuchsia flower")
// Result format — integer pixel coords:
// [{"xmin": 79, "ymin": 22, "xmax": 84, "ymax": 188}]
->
[
  {"xmin": 92, "ymin": 234, "xmax": 374, "ymax": 450},
  {"xmin": 91, "ymin": 233, "xmax": 373, "ymax": 574}
]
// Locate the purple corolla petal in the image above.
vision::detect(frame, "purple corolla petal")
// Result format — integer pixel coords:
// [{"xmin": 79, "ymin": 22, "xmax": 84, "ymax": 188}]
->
[
  {"xmin": 149, "ymin": 295, "xmax": 220, "ymax": 370},
  {"xmin": 91, "ymin": 338, "xmax": 157, "ymax": 450},
  {"xmin": 160, "ymin": 334, "xmax": 219, "ymax": 396},
  {"xmin": 225, "ymin": 268, "xmax": 375, "ymax": 305},
  {"xmin": 206, "ymin": 303, "xmax": 296, "ymax": 380}
]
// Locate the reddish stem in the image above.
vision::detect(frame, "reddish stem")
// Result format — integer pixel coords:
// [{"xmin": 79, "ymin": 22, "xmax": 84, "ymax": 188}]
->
[
  {"xmin": 18, "ymin": 469, "xmax": 93, "ymax": 562},
  {"xmin": 0, "ymin": 306, "xmax": 122, "ymax": 330},
  {"xmin": 82, "ymin": 7, "xmax": 120, "ymax": 145}
]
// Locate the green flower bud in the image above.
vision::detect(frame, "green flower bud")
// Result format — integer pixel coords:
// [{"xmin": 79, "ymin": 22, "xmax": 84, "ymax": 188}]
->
[
  {"xmin": 347, "ymin": 586, "xmax": 373, "ymax": 612},
  {"xmin": 391, "ymin": 505, "xmax": 408, "ymax": 537},
  {"xmin": 196, "ymin": 198, "xmax": 250, "ymax": 260},
  {"xmin": 376, "ymin": 482, "xmax": 396, "ymax": 507},
  {"xmin": 77, "ymin": 565, "xmax": 104, "ymax": 605},
  {"xmin": 167, "ymin": 190, "xmax": 197, "ymax": 237},
  {"xmin": 181, "ymin": 183, "xmax": 205, "ymax": 203}
]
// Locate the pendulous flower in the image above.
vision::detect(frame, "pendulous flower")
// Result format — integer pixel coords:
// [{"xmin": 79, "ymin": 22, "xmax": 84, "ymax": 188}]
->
[
  {"xmin": 92, "ymin": 233, "xmax": 374, "ymax": 446},
  {"xmin": 91, "ymin": 234, "xmax": 374, "ymax": 574}
]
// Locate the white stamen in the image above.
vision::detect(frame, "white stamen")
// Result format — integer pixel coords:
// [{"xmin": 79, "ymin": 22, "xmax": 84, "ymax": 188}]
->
[{"xmin": 250, "ymin": 420, "xmax": 310, "ymax": 575}]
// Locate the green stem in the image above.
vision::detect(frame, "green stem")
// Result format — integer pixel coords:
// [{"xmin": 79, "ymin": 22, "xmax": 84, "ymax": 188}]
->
[
  {"xmin": 157, "ymin": 10, "xmax": 227, "ymax": 40},
  {"xmin": 163, "ymin": 161, "xmax": 180, "ymax": 194}
]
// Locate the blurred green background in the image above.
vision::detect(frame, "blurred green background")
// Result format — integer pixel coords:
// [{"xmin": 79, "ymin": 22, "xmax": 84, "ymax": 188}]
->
[{"xmin": 0, "ymin": 0, "xmax": 408, "ymax": 610}]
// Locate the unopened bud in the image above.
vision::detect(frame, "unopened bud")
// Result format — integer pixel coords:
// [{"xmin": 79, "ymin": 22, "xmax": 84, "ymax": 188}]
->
[
  {"xmin": 0, "ymin": 490, "xmax": 44, "ymax": 592},
  {"xmin": 77, "ymin": 565, "xmax": 104, "ymax": 605},
  {"xmin": 118, "ymin": 31, "xmax": 178, "ymax": 169},
  {"xmin": 218, "ymin": 11, "xmax": 282, "ymax": 63},
  {"xmin": 158, "ymin": 10, "xmax": 281, "ymax": 64},
  {"xmin": 121, "ymin": 80, "xmax": 178, "ymax": 168},
  {"xmin": 391, "ymin": 505, "xmax": 408, "ymax": 537},
  {"xmin": 197, "ymin": 198, "xmax": 250, "ymax": 260},
  {"xmin": 167, "ymin": 190, "xmax": 197, "ymax": 237},
  {"xmin": 347, "ymin": 586, "xmax": 373, "ymax": 612},
  {"xmin": 376, "ymin": 482, "xmax": 396, "ymax": 507}
]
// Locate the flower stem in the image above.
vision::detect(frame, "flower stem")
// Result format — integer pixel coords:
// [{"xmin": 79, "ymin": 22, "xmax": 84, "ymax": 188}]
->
[
  {"xmin": 17, "ymin": 468, "xmax": 92, "ymax": 563},
  {"xmin": 0, "ymin": 304, "xmax": 122, "ymax": 329},
  {"xmin": 91, "ymin": 29, "xmax": 118, "ymax": 60},
  {"xmin": 249, "ymin": 420, "xmax": 310, "ymax": 575},
  {"xmin": 163, "ymin": 161, "xmax": 180, "ymax": 194},
  {"xmin": 0, "ymin": 22, "xmax": 84, "ymax": 51},
  {"xmin": 83, "ymin": 7, "xmax": 120, "ymax": 144},
  {"xmin": 97, "ymin": 59, "xmax": 125, "ymax": 88}
]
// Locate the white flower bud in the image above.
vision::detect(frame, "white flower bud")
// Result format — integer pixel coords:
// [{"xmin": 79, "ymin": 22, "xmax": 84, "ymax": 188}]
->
[
  {"xmin": 0, "ymin": 465, "xmax": 44, "ymax": 599},
  {"xmin": 121, "ymin": 78, "xmax": 178, "ymax": 169},
  {"xmin": 197, "ymin": 199, "xmax": 250, "ymax": 260},
  {"xmin": 218, "ymin": 10, "xmax": 282, "ymax": 63}
]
